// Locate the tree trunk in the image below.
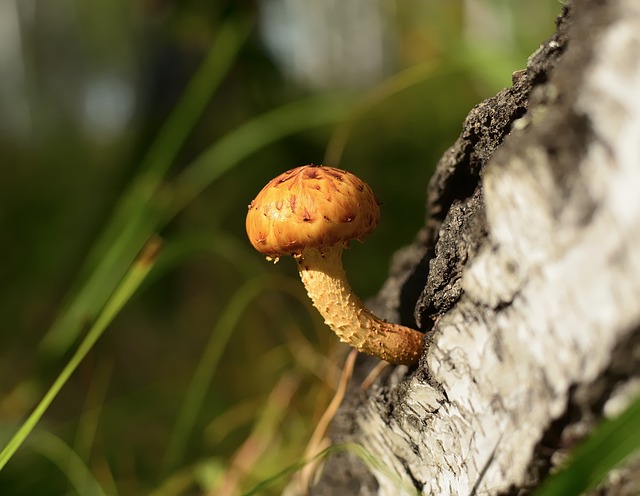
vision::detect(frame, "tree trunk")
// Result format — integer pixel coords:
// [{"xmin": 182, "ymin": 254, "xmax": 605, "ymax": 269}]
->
[{"xmin": 308, "ymin": 0, "xmax": 640, "ymax": 494}]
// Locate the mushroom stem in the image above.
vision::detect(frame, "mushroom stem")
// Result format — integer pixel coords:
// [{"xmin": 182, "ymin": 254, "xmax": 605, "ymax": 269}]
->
[{"xmin": 296, "ymin": 245, "xmax": 423, "ymax": 365}]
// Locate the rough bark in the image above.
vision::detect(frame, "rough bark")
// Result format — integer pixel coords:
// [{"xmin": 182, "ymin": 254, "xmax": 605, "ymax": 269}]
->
[{"xmin": 309, "ymin": 0, "xmax": 640, "ymax": 494}]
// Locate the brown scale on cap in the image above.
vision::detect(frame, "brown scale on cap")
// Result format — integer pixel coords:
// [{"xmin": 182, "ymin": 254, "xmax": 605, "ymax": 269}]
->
[
  {"xmin": 246, "ymin": 165, "xmax": 380, "ymax": 259},
  {"xmin": 245, "ymin": 164, "xmax": 423, "ymax": 365}
]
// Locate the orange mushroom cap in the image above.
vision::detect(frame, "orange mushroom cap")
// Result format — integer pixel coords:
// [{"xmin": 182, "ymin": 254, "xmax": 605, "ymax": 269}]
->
[{"xmin": 246, "ymin": 165, "xmax": 380, "ymax": 259}]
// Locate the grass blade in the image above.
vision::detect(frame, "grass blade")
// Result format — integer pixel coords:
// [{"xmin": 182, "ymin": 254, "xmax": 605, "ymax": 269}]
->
[
  {"xmin": 0, "ymin": 238, "xmax": 161, "ymax": 471},
  {"xmin": 324, "ymin": 60, "xmax": 447, "ymax": 165},
  {"xmin": 241, "ymin": 442, "xmax": 421, "ymax": 496},
  {"xmin": 169, "ymin": 92, "xmax": 353, "ymax": 215},
  {"xmin": 30, "ymin": 430, "xmax": 108, "ymax": 496},
  {"xmin": 162, "ymin": 275, "xmax": 305, "ymax": 472},
  {"xmin": 41, "ymin": 17, "xmax": 252, "ymax": 357},
  {"xmin": 535, "ymin": 394, "xmax": 640, "ymax": 496}
]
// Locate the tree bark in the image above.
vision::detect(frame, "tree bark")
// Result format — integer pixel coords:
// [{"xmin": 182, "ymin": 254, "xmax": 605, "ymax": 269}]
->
[{"xmin": 309, "ymin": 0, "xmax": 640, "ymax": 494}]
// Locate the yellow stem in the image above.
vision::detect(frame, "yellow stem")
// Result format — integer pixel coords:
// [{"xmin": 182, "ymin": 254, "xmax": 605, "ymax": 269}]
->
[{"xmin": 296, "ymin": 245, "xmax": 423, "ymax": 365}]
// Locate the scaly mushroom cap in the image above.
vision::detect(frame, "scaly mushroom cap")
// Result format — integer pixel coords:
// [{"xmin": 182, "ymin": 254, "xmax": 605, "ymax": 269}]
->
[{"xmin": 246, "ymin": 165, "xmax": 380, "ymax": 259}]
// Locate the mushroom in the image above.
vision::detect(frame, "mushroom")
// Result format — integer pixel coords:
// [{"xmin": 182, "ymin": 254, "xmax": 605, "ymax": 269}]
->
[{"xmin": 245, "ymin": 164, "xmax": 423, "ymax": 365}]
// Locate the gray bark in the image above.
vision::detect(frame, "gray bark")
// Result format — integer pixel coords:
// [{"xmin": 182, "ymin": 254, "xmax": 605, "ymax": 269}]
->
[{"xmin": 310, "ymin": 0, "xmax": 640, "ymax": 494}]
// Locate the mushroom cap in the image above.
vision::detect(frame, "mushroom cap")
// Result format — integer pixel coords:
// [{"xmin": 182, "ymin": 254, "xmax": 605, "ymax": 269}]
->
[{"xmin": 246, "ymin": 165, "xmax": 380, "ymax": 258}]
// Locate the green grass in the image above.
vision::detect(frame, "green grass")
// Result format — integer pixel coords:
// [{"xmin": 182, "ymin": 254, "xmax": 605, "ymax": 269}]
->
[
  {"xmin": 243, "ymin": 442, "xmax": 422, "ymax": 496},
  {"xmin": 536, "ymin": 394, "xmax": 640, "ymax": 496},
  {"xmin": 30, "ymin": 430, "xmax": 108, "ymax": 496},
  {"xmin": 39, "ymin": 16, "xmax": 254, "ymax": 358},
  {"xmin": 0, "ymin": 238, "xmax": 160, "ymax": 472},
  {"xmin": 162, "ymin": 274, "xmax": 314, "ymax": 472}
]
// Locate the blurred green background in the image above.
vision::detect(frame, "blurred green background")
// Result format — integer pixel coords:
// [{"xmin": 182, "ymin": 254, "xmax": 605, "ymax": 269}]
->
[{"xmin": 0, "ymin": 1, "xmax": 559, "ymax": 494}]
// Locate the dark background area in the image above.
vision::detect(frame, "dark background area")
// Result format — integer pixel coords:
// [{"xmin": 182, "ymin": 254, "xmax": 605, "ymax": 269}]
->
[{"xmin": 0, "ymin": 1, "xmax": 559, "ymax": 494}]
